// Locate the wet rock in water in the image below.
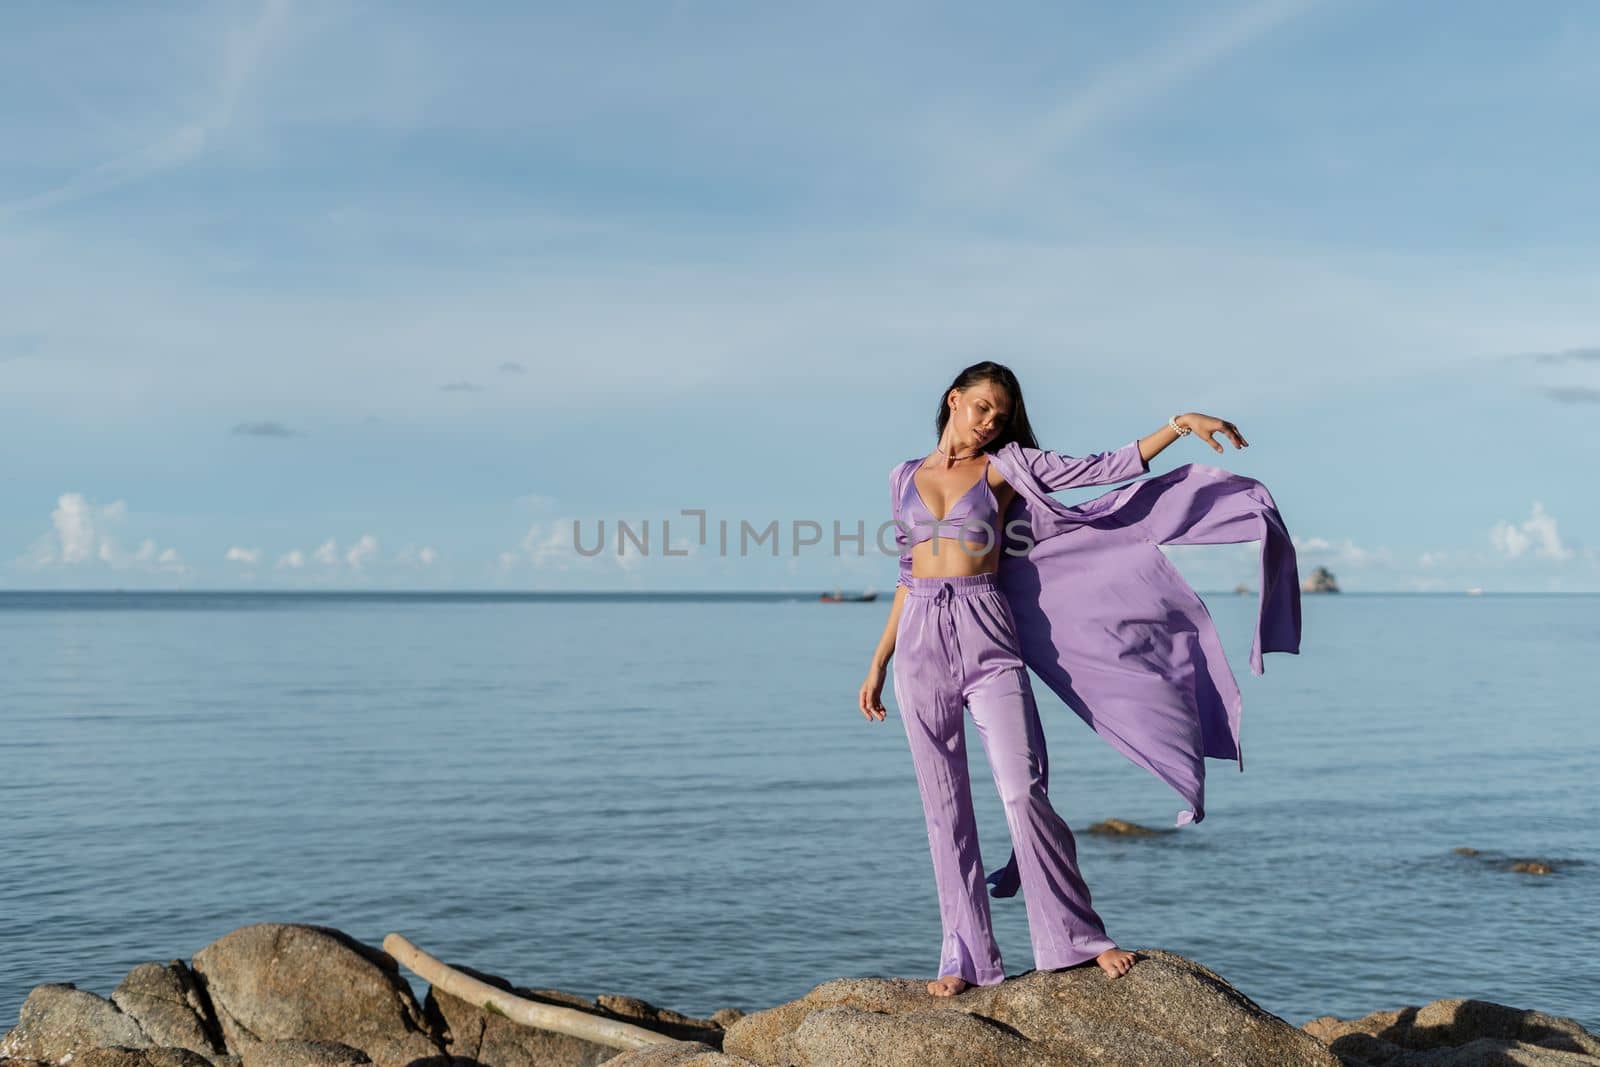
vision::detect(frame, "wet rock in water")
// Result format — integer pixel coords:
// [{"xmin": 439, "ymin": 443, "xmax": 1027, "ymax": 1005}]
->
[
  {"xmin": 423, "ymin": 961, "xmax": 726, "ymax": 1067},
  {"xmin": 721, "ymin": 949, "xmax": 1340, "ymax": 1067},
  {"xmin": 189, "ymin": 923, "xmax": 442, "ymax": 1067},
  {"xmin": 1302, "ymin": 996, "xmax": 1600, "ymax": 1065},
  {"xmin": 1086, "ymin": 818, "xmax": 1168, "ymax": 837},
  {"xmin": 1453, "ymin": 847, "xmax": 1564, "ymax": 876}
]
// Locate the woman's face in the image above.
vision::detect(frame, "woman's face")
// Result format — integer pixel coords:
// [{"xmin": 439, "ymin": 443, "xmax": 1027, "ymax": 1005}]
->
[{"xmin": 951, "ymin": 381, "xmax": 1012, "ymax": 447}]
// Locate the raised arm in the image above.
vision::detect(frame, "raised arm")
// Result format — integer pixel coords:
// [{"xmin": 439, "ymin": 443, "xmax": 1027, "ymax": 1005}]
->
[
  {"xmin": 1016, "ymin": 439, "xmax": 1149, "ymax": 491},
  {"xmin": 1019, "ymin": 413, "xmax": 1249, "ymax": 491}
]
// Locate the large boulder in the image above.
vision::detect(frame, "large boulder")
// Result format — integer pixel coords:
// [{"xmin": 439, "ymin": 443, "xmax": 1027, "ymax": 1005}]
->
[
  {"xmin": 421, "ymin": 960, "xmax": 726, "ymax": 1067},
  {"xmin": 721, "ymin": 949, "xmax": 1341, "ymax": 1067},
  {"xmin": 1302, "ymin": 997, "xmax": 1600, "ymax": 1065},
  {"xmin": 189, "ymin": 924, "xmax": 442, "ymax": 1067}
]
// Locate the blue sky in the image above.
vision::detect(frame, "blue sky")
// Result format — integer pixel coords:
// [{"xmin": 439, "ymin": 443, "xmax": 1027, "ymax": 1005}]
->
[{"xmin": 3, "ymin": 0, "xmax": 1596, "ymax": 592}]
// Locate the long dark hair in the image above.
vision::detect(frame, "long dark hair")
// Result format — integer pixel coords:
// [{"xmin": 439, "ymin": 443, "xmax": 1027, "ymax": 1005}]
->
[{"xmin": 933, "ymin": 361, "xmax": 1040, "ymax": 451}]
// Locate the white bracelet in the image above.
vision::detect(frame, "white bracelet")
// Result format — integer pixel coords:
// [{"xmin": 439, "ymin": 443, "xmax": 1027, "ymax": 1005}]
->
[{"xmin": 1169, "ymin": 415, "xmax": 1191, "ymax": 436}]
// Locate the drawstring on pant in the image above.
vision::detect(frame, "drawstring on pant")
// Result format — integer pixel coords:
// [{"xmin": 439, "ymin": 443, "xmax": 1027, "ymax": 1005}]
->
[{"xmin": 934, "ymin": 582, "xmax": 962, "ymax": 684}]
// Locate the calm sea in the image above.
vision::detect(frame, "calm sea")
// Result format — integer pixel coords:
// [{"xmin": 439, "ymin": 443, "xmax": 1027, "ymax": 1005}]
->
[{"xmin": 2, "ymin": 590, "xmax": 1595, "ymax": 1034}]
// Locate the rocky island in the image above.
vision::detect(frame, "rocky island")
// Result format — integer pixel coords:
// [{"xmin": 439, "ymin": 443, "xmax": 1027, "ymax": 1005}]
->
[
  {"xmin": 4, "ymin": 923, "xmax": 1596, "ymax": 1067},
  {"xmin": 1302, "ymin": 565, "xmax": 1341, "ymax": 593}
]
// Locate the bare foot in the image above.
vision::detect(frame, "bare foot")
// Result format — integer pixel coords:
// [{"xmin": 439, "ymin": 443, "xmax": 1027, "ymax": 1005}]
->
[
  {"xmin": 927, "ymin": 974, "xmax": 970, "ymax": 997},
  {"xmin": 1096, "ymin": 947, "xmax": 1137, "ymax": 979}
]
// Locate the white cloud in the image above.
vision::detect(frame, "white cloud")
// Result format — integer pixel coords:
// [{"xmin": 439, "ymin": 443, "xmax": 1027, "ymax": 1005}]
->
[
  {"xmin": 502, "ymin": 517, "xmax": 657, "ymax": 576},
  {"xmin": 1292, "ymin": 533, "xmax": 1393, "ymax": 567},
  {"xmin": 53, "ymin": 493, "xmax": 99, "ymax": 563},
  {"xmin": 12, "ymin": 492, "xmax": 186, "ymax": 575},
  {"xmin": 345, "ymin": 534, "xmax": 378, "ymax": 569},
  {"xmin": 393, "ymin": 544, "xmax": 439, "ymax": 566},
  {"xmin": 498, "ymin": 517, "xmax": 700, "ymax": 581},
  {"xmin": 265, "ymin": 535, "xmax": 424, "ymax": 577},
  {"xmin": 1489, "ymin": 501, "xmax": 1574, "ymax": 561},
  {"xmin": 224, "ymin": 546, "xmax": 262, "ymax": 565},
  {"xmin": 520, "ymin": 521, "xmax": 572, "ymax": 569}
]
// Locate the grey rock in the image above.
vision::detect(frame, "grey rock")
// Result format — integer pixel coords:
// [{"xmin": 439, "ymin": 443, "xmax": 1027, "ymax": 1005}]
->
[
  {"xmin": 598, "ymin": 1044, "xmax": 758, "ymax": 1067},
  {"xmin": 791, "ymin": 1005, "xmax": 1049, "ymax": 1066},
  {"xmin": 65, "ymin": 1049, "xmax": 214, "ymax": 1067},
  {"xmin": 188, "ymin": 924, "xmax": 442, "ymax": 1067},
  {"xmin": 0, "ymin": 984, "xmax": 152, "ymax": 1064},
  {"xmin": 591, "ymin": 996, "xmax": 726, "ymax": 1045},
  {"xmin": 112, "ymin": 962, "xmax": 226, "ymax": 1060},
  {"xmin": 1302, "ymin": 997, "xmax": 1600, "ymax": 1065},
  {"xmin": 722, "ymin": 949, "xmax": 1341, "ymax": 1066},
  {"xmin": 237, "ymin": 1039, "xmax": 372, "ymax": 1067}
]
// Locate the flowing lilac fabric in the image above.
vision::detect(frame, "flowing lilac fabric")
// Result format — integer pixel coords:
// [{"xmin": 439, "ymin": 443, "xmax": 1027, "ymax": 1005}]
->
[{"xmin": 890, "ymin": 439, "xmax": 1302, "ymax": 857}]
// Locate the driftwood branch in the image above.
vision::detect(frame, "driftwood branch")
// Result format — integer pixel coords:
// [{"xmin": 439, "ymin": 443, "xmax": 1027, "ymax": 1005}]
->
[{"xmin": 382, "ymin": 932, "xmax": 681, "ymax": 1052}]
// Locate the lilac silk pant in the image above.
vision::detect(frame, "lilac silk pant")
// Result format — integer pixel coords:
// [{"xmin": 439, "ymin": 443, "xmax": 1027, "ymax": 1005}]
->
[{"xmin": 893, "ymin": 572, "xmax": 1116, "ymax": 984}]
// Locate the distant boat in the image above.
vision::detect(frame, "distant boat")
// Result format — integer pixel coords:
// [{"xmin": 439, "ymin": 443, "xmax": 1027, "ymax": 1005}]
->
[{"xmin": 820, "ymin": 587, "xmax": 878, "ymax": 603}]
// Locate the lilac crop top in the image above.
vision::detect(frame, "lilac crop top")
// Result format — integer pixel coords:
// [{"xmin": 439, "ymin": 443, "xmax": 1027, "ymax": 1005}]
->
[
  {"xmin": 890, "ymin": 439, "xmax": 1151, "ymax": 589},
  {"xmin": 897, "ymin": 460, "xmax": 1001, "ymax": 551}
]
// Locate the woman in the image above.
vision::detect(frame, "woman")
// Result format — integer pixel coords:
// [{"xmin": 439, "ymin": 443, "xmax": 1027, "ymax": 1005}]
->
[{"xmin": 857, "ymin": 361, "xmax": 1250, "ymax": 998}]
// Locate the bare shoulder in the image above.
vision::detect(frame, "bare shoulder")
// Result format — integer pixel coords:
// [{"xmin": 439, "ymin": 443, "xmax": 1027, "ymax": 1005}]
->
[
  {"xmin": 986, "ymin": 448, "xmax": 1019, "ymax": 505},
  {"xmin": 984, "ymin": 447, "xmax": 1012, "ymax": 486}
]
